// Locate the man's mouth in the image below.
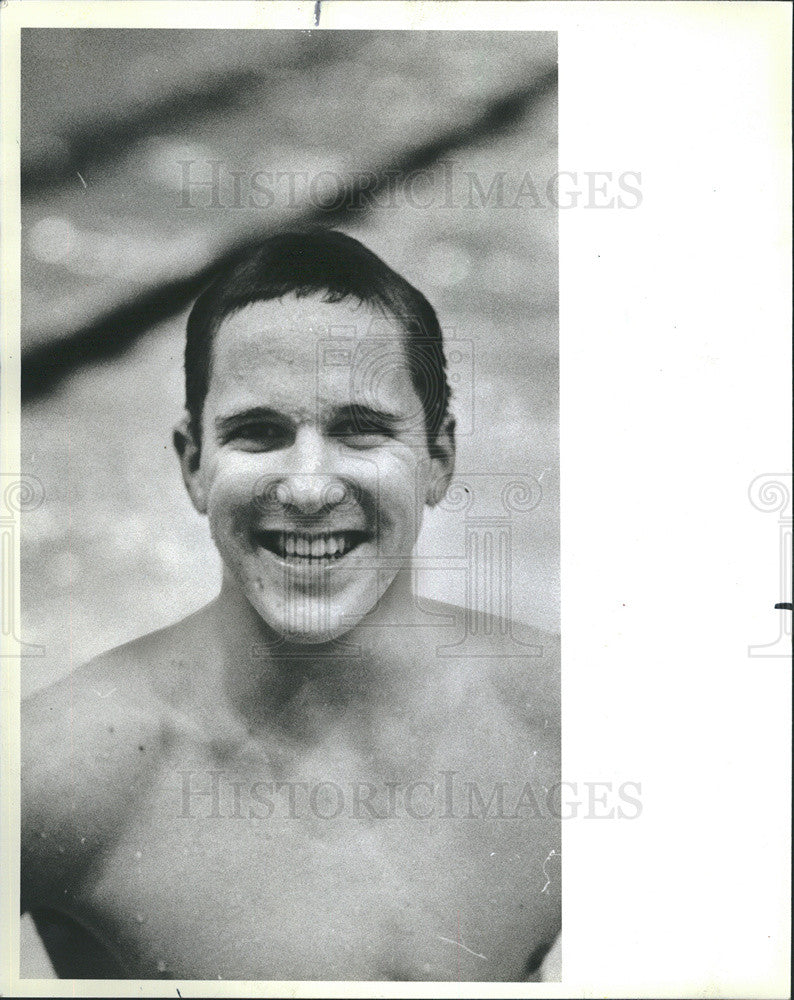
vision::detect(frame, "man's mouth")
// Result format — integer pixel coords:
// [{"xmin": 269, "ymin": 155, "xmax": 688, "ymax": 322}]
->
[{"xmin": 253, "ymin": 530, "xmax": 371, "ymax": 562}]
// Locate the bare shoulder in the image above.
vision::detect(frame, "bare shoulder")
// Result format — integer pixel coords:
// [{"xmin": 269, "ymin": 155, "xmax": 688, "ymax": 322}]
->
[
  {"xmin": 421, "ymin": 599, "xmax": 560, "ymax": 731},
  {"xmin": 484, "ymin": 621, "xmax": 560, "ymax": 732},
  {"xmin": 21, "ymin": 615, "xmax": 202, "ymax": 910},
  {"xmin": 412, "ymin": 600, "xmax": 560, "ymax": 792},
  {"xmin": 479, "ymin": 619, "xmax": 560, "ymax": 777}
]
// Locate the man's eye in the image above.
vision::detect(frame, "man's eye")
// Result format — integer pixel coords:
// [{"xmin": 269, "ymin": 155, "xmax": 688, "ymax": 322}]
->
[{"xmin": 229, "ymin": 424, "xmax": 289, "ymax": 449}]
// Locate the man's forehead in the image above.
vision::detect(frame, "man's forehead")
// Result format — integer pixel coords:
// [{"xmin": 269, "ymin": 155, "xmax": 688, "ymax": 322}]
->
[
  {"xmin": 207, "ymin": 294, "xmax": 419, "ymax": 412},
  {"xmin": 210, "ymin": 295, "xmax": 413, "ymax": 381},
  {"xmin": 214, "ymin": 295, "xmax": 406, "ymax": 347}
]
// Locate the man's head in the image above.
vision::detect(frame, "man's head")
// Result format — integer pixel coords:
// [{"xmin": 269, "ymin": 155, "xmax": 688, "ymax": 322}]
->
[
  {"xmin": 183, "ymin": 229, "xmax": 453, "ymax": 457},
  {"xmin": 174, "ymin": 229, "xmax": 456, "ymax": 644}
]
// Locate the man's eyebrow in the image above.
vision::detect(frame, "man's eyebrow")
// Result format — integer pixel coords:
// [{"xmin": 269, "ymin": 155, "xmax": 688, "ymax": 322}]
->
[
  {"xmin": 330, "ymin": 404, "xmax": 403, "ymax": 427},
  {"xmin": 214, "ymin": 404, "xmax": 407, "ymax": 436},
  {"xmin": 214, "ymin": 407, "xmax": 287, "ymax": 434}
]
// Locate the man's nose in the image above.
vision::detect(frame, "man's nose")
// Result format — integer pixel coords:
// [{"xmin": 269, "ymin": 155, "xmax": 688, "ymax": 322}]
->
[{"xmin": 275, "ymin": 426, "xmax": 346, "ymax": 514}]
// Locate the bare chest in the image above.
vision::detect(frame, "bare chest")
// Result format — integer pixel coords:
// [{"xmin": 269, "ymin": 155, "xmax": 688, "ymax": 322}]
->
[{"xmin": 76, "ymin": 746, "xmax": 560, "ymax": 981}]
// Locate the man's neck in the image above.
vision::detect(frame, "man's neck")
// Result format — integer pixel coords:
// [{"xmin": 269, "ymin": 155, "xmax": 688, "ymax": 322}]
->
[{"xmin": 202, "ymin": 567, "xmax": 424, "ymax": 738}]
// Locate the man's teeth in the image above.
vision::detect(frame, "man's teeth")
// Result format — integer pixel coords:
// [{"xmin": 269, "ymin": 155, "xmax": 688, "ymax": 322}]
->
[{"xmin": 259, "ymin": 531, "xmax": 365, "ymax": 560}]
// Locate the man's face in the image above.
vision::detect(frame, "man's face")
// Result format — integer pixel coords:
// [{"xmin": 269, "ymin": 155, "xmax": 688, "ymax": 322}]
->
[{"xmin": 179, "ymin": 293, "xmax": 453, "ymax": 644}]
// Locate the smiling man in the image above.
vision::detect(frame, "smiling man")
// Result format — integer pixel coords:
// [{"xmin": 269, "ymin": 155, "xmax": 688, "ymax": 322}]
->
[{"xmin": 22, "ymin": 230, "xmax": 560, "ymax": 982}]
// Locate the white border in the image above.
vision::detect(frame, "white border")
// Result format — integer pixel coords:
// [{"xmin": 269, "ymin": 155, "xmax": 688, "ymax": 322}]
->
[{"xmin": 2, "ymin": 2, "xmax": 791, "ymax": 998}]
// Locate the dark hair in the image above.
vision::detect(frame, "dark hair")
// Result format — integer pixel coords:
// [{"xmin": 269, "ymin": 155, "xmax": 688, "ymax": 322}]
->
[{"xmin": 185, "ymin": 229, "xmax": 451, "ymax": 452}]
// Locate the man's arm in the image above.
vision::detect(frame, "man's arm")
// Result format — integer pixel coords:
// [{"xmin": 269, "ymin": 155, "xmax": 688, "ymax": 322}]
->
[
  {"xmin": 21, "ymin": 653, "xmax": 162, "ymax": 913},
  {"xmin": 21, "ymin": 654, "xmax": 164, "ymax": 977}
]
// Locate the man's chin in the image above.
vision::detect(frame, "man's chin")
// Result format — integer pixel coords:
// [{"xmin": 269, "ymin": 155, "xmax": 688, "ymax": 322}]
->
[
  {"xmin": 246, "ymin": 596, "xmax": 371, "ymax": 648},
  {"xmin": 272, "ymin": 624, "xmax": 355, "ymax": 647},
  {"xmin": 226, "ymin": 556, "xmax": 402, "ymax": 647}
]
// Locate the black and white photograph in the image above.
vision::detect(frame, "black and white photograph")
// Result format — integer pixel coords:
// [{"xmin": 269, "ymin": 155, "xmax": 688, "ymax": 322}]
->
[
  {"xmin": 2, "ymin": 2, "xmax": 790, "ymax": 997},
  {"xmin": 16, "ymin": 19, "xmax": 561, "ymax": 985}
]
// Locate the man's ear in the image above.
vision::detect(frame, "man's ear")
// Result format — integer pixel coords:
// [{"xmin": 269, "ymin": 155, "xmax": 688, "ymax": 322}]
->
[
  {"xmin": 173, "ymin": 414, "xmax": 207, "ymax": 514},
  {"xmin": 426, "ymin": 414, "xmax": 456, "ymax": 507}
]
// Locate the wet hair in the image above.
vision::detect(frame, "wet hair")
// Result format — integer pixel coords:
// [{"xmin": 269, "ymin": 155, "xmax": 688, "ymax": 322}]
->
[{"xmin": 184, "ymin": 229, "xmax": 452, "ymax": 453}]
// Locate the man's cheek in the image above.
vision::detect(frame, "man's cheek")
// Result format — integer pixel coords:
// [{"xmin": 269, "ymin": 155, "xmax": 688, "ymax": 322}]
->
[
  {"xmin": 375, "ymin": 493, "xmax": 423, "ymax": 553},
  {"xmin": 206, "ymin": 465, "xmax": 260, "ymax": 515}
]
